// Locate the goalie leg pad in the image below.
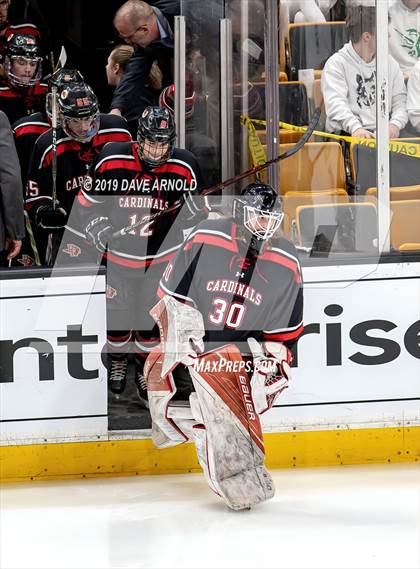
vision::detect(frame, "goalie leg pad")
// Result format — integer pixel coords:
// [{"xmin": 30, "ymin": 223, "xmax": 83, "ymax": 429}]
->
[
  {"xmin": 149, "ymin": 296, "xmax": 205, "ymax": 377},
  {"xmin": 145, "ymin": 347, "xmax": 195, "ymax": 448},
  {"xmin": 189, "ymin": 344, "xmax": 275, "ymax": 510}
]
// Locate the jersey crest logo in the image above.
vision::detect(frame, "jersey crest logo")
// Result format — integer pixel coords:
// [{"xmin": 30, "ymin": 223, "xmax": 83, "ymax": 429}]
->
[
  {"xmin": 230, "ymin": 255, "xmax": 252, "ymax": 273},
  {"xmin": 62, "ymin": 243, "xmax": 81, "ymax": 257},
  {"xmin": 17, "ymin": 254, "xmax": 34, "ymax": 266},
  {"xmin": 106, "ymin": 285, "xmax": 118, "ymax": 299}
]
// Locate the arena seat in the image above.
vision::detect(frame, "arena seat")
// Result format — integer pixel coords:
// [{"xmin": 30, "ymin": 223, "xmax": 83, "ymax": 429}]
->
[
  {"xmin": 350, "ymin": 139, "xmax": 420, "ymax": 193},
  {"xmin": 282, "ymin": 189, "xmax": 349, "ymax": 236},
  {"xmin": 287, "ymin": 21, "xmax": 348, "ymax": 80},
  {"xmin": 276, "ymin": 141, "xmax": 346, "ymax": 192},
  {"xmin": 366, "ymin": 185, "xmax": 420, "ymax": 201},
  {"xmin": 398, "ymin": 243, "xmax": 420, "ymax": 252},
  {"xmin": 295, "ymin": 202, "xmax": 378, "ymax": 252},
  {"xmin": 255, "ymin": 128, "xmax": 301, "ymax": 145},
  {"xmin": 253, "ymin": 81, "xmax": 309, "ymax": 126},
  {"xmin": 390, "ymin": 200, "xmax": 420, "ymax": 250}
]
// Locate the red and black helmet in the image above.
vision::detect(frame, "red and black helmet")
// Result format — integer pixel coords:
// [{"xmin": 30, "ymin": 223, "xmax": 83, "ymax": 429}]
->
[
  {"xmin": 4, "ymin": 33, "xmax": 42, "ymax": 88},
  {"xmin": 58, "ymin": 82, "xmax": 100, "ymax": 142},
  {"xmin": 137, "ymin": 106, "xmax": 176, "ymax": 167},
  {"xmin": 158, "ymin": 81, "xmax": 196, "ymax": 120}
]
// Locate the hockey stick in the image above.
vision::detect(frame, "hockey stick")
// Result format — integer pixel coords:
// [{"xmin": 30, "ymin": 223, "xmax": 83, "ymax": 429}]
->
[
  {"xmin": 111, "ymin": 107, "xmax": 321, "ymax": 238},
  {"xmin": 44, "ymin": 47, "xmax": 67, "ymax": 265}
]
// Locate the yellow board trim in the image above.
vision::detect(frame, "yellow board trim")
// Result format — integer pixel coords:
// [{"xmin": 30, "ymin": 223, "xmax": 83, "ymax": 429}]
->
[{"xmin": 1, "ymin": 426, "xmax": 419, "ymax": 483}]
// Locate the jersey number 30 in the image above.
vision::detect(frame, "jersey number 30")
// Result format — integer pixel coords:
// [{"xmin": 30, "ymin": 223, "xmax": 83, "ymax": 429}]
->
[{"xmin": 209, "ymin": 299, "xmax": 246, "ymax": 329}]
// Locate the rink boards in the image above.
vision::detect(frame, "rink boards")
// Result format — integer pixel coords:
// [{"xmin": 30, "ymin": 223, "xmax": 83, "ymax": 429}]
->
[{"xmin": 0, "ymin": 262, "xmax": 419, "ymax": 481}]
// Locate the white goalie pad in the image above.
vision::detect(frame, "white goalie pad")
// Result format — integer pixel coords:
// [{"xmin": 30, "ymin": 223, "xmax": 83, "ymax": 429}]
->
[
  {"xmin": 144, "ymin": 347, "xmax": 195, "ymax": 448},
  {"xmin": 188, "ymin": 344, "xmax": 275, "ymax": 510},
  {"xmin": 150, "ymin": 295, "xmax": 205, "ymax": 376},
  {"xmin": 248, "ymin": 338, "xmax": 292, "ymax": 415}
]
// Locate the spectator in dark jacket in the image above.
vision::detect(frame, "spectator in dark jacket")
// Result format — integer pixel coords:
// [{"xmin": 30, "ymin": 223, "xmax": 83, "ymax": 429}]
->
[
  {"xmin": 0, "ymin": 109, "xmax": 24, "ymax": 266},
  {"xmin": 110, "ymin": 0, "xmax": 179, "ymax": 134}
]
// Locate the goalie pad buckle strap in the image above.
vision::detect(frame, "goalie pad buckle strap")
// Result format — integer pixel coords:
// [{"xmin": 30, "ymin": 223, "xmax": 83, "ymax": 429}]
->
[{"xmin": 144, "ymin": 347, "xmax": 195, "ymax": 448}]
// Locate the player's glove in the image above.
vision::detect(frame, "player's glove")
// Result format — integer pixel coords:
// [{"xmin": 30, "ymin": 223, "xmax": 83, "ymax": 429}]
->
[
  {"xmin": 35, "ymin": 204, "xmax": 68, "ymax": 231},
  {"xmin": 177, "ymin": 193, "xmax": 209, "ymax": 223},
  {"xmin": 85, "ymin": 216, "xmax": 113, "ymax": 253},
  {"xmin": 247, "ymin": 337, "xmax": 293, "ymax": 414}
]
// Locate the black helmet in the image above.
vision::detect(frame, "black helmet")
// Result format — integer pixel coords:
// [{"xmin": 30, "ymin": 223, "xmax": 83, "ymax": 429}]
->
[
  {"xmin": 58, "ymin": 82, "xmax": 100, "ymax": 142},
  {"xmin": 233, "ymin": 182, "xmax": 284, "ymax": 241},
  {"xmin": 48, "ymin": 68, "xmax": 84, "ymax": 92},
  {"xmin": 4, "ymin": 33, "xmax": 42, "ymax": 88},
  {"xmin": 137, "ymin": 106, "xmax": 176, "ymax": 167},
  {"xmin": 46, "ymin": 68, "xmax": 85, "ymax": 123}
]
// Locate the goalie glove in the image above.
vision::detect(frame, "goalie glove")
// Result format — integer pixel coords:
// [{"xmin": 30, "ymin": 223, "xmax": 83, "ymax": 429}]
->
[
  {"xmin": 247, "ymin": 337, "xmax": 293, "ymax": 415},
  {"xmin": 35, "ymin": 204, "xmax": 68, "ymax": 231},
  {"xmin": 85, "ymin": 216, "xmax": 113, "ymax": 253}
]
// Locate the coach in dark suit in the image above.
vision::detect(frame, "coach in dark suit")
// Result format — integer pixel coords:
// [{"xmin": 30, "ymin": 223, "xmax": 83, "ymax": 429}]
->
[
  {"xmin": 110, "ymin": 0, "xmax": 180, "ymax": 132},
  {"xmin": 0, "ymin": 110, "xmax": 24, "ymax": 266}
]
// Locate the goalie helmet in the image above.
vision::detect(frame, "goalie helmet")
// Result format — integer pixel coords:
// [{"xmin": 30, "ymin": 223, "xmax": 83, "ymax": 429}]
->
[
  {"xmin": 58, "ymin": 82, "xmax": 99, "ymax": 143},
  {"xmin": 233, "ymin": 182, "xmax": 284, "ymax": 242},
  {"xmin": 46, "ymin": 68, "xmax": 85, "ymax": 123},
  {"xmin": 158, "ymin": 82, "xmax": 196, "ymax": 120},
  {"xmin": 4, "ymin": 33, "xmax": 42, "ymax": 88},
  {"xmin": 137, "ymin": 106, "xmax": 176, "ymax": 167}
]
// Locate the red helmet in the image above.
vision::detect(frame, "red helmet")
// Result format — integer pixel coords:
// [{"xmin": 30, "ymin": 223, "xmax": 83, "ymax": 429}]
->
[{"xmin": 158, "ymin": 81, "xmax": 196, "ymax": 120}]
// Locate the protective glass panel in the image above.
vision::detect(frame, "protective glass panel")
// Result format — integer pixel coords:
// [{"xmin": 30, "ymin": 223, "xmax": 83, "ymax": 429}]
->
[{"xmin": 181, "ymin": 0, "xmax": 225, "ymax": 186}]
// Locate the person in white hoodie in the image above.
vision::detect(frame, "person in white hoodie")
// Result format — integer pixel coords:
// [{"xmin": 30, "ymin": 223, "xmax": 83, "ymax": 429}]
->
[
  {"xmin": 406, "ymin": 59, "xmax": 420, "ymax": 131},
  {"xmin": 389, "ymin": 0, "xmax": 420, "ymax": 78},
  {"xmin": 284, "ymin": 0, "xmax": 337, "ymax": 23},
  {"xmin": 322, "ymin": 4, "xmax": 408, "ymax": 138}
]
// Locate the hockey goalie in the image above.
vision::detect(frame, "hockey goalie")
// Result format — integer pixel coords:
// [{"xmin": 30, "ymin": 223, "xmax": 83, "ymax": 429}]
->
[{"xmin": 145, "ymin": 183, "xmax": 304, "ymax": 510}]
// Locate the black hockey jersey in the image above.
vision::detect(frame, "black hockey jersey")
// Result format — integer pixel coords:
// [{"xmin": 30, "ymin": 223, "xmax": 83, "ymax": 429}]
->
[
  {"xmin": 78, "ymin": 142, "xmax": 205, "ymax": 271},
  {"xmin": 12, "ymin": 111, "xmax": 49, "ymax": 188},
  {"xmin": 158, "ymin": 218, "xmax": 304, "ymax": 350},
  {"xmin": 0, "ymin": 80, "xmax": 47, "ymax": 125},
  {"xmin": 26, "ymin": 114, "xmax": 132, "ymax": 220}
]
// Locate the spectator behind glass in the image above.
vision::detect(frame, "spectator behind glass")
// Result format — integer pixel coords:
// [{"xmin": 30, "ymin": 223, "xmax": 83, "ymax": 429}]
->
[
  {"xmin": 389, "ymin": 0, "xmax": 420, "ymax": 79},
  {"xmin": 110, "ymin": 0, "xmax": 180, "ymax": 126},
  {"xmin": 284, "ymin": 0, "xmax": 336, "ymax": 23},
  {"xmin": 407, "ymin": 60, "xmax": 420, "ymax": 132},
  {"xmin": 0, "ymin": 109, "xmax": 24, "ymax": 266},
  {"xmin": 321, "ymin": 5, "xmax": 407, "ymax": 139},
  {"xmin": 106, "ymin": 43, "xmax": 162, "ymax": 137}
]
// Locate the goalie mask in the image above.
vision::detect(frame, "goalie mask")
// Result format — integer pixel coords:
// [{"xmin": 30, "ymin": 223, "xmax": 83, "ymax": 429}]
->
[
  {"xmin": 137, "ymin": 106, "xmax": 176, "ymax": 168},
  {"xmin": 233, "ymin": 183, "xmax": 284, "ymax": 241},
  {"xmin": 4, "ymin": 33, "xmax": 42, "ymax": 88},
  {"xmin": 46, "ymin": 68, "xmax": 85, "ymax": 123},
  {"xmin": 58, "ymin": 83, "xmax": 99, "ymax": 143}
]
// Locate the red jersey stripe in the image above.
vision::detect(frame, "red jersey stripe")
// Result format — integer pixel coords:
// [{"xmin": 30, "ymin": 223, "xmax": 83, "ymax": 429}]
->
[
  {"xmin": 184, "ymin": 234, "xmax": 238, "ymax": 253},
  {"xmin": 14, "ymin": 124, "xmax": 49, "ymax": 137},
  {"xmin": 105, "ymin": 251, "xmax": 176, "ymax": 268},
  {"xmin": 260, "ymin": 251, "xmax": 301, "ymax": 282},
  {"xmin": 97, "ymin": 159, "xmax": 139, "ymax": 173}
]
